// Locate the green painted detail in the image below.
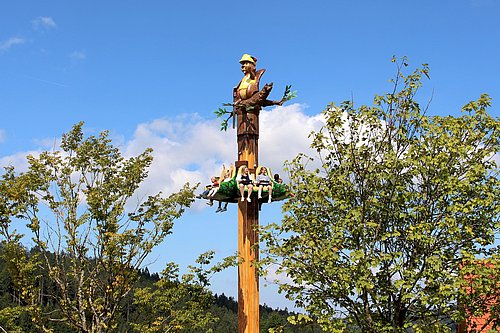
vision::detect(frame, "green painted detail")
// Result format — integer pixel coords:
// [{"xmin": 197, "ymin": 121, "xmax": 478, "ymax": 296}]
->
[{"xmin": 218, "ymin": 178, "xmax": 238, "ymax": 198}]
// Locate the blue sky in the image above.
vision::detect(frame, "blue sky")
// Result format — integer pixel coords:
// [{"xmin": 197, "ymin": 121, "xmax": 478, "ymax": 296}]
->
[{"xmin": 1, "ymin": 0, "xmax": 499, "ymax": 309}]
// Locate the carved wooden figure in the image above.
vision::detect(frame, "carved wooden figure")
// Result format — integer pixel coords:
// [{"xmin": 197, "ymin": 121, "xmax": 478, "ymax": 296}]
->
[{"xmin": 233, "ymin": 54, "xmax": 284, "ymax": 167}]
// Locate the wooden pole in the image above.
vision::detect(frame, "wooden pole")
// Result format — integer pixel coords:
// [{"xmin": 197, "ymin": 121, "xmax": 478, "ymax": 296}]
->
[
  {"xmin": 236, "ymin": 109, "xmax": 260, "ymax": 333},
  {"xmin": 233, "ymin": 54, "xmax": 283, "ymax": 332}
]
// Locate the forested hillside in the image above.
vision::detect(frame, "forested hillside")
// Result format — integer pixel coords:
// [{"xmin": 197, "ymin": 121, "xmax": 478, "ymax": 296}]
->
[{"xmin": 0, "ymin": 244, "xmax": 322, "ymax": 332}]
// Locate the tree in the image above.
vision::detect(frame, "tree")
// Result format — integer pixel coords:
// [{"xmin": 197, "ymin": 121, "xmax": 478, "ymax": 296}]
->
[
  {"xmin": 132, "ymin": 252, "xmax": 219, "ymax": 333},
  {"xmin": 262, "ymin": 59, "xmax": 500, "ymax": 332},
  {"xmin": 0, "ymin": 122, "xmax": 198, "ymax": 333}
]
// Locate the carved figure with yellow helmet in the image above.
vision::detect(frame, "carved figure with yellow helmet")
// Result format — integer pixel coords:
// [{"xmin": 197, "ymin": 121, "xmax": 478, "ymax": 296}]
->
[
  {"xmin": 234, "ymin": 53, "xmax": 266, "ymax": 103},
  {"xmin": 232, "ymin": 53, "xmax": 285, "ymax": 163}
]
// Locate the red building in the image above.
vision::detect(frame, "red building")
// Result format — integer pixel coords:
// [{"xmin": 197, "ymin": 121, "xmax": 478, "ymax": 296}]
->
[{"xmin": 458, "ymin": 260, "xmax": 500, "ymax": 333}]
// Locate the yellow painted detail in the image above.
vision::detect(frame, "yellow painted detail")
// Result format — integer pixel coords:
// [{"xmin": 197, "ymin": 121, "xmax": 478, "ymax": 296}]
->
[
  {"xmin": 239, "ymin": 53, "xmax": 256, "ymax": 64},
  {"xmin": 238, "ymin": 76, "xmax": 255, "ymax": 100}
]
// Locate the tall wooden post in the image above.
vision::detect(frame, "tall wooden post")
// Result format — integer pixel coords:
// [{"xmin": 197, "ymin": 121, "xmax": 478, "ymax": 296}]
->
[
  {"xmin": 236, "ymin": 108, "xmax": 260, "ymax": 333},
  {"xmin": 233, "ymin": 53, "xmax": 284, "ymax": 333}
]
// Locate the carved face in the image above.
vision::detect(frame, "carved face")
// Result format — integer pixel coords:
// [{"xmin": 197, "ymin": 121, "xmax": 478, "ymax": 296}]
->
[{"xmin": 240, "ymin": 61, "xmax": 255, "ymax": 75}]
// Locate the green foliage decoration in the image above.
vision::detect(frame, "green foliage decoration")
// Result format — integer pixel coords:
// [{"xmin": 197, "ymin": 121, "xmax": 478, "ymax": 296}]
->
[
  {"xmin": 282, "ymin": 85, "xmax": 298, "ymax": 103},
  {"xmin": 215, "ymin": 86, "xmax": 296, "ymax": 131}
]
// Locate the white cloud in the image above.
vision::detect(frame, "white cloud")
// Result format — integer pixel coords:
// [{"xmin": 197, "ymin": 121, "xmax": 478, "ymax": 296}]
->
[
  {"xmin": 125, "ymin": 104, "xmax": 324, "ymax": 205},
  {"xmin": 124, "ymin": 115, "xmax": 236, "ymax": 203},
  {"xmin": 33, "ymin": 137, "xmax": 61, "ymax": 150},
  {"xmin": 0, "ymin": 130, "xmax": 5, "ymax": 143},
  {"xmin": 259, "ymin": 104, "xmax": 325, "ymax": 180},
  {"xmin": 70, "ymin": 51, "xmax": 86, "ymax": 61},
  {"xmin": 264, "ymin": 264, "xmax": 296, "ymax": 286},
  {"xmin": 0, "ymin": 105, "xmax": 324, "ymax": 210},
  {"xmin": 0, "ymin": 37, "xmax": 26, "ymax": 52},
  {"xmin": 33, "ymin": 16, "xmax": 57, "ymax": 30},
  {"xmin": 0, "ymin": 150, "xmax": 40, "ymax": 173}
]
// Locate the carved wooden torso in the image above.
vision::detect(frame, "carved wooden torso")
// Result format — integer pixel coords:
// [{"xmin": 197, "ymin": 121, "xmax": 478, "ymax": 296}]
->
[{"xmin": 233, "ymin": 69, "xmax": 266, "ymax": 103}]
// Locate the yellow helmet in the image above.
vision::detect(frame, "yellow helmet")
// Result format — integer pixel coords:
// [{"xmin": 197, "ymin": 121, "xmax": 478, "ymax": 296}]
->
[{"xmin": 239, "ymin": 53, "xmax": 257, "ymax": 64}]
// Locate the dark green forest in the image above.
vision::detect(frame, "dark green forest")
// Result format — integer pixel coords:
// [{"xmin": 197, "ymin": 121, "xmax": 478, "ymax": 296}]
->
[{"xmin": 0, "ymin": 244, "xmax": 322, "ymax": 332}]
